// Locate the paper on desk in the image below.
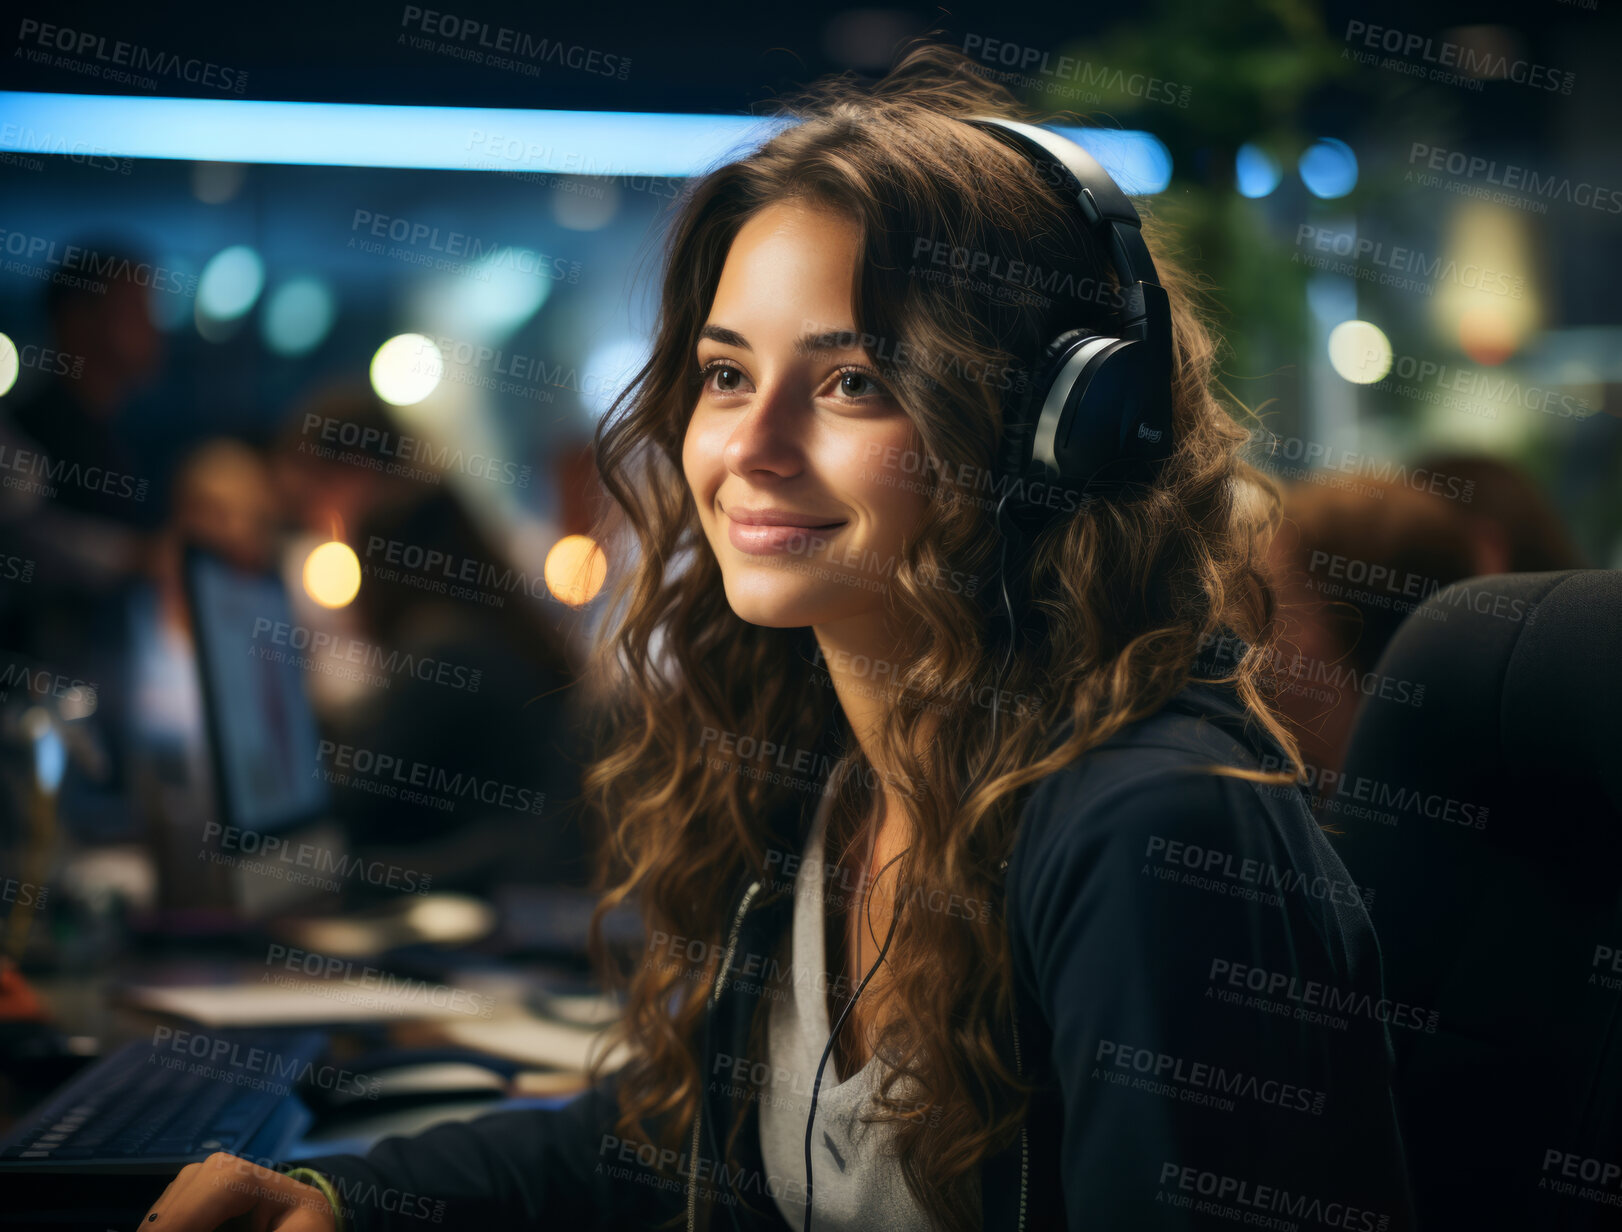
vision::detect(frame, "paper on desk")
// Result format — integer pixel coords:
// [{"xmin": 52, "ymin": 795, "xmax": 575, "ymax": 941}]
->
[
  {"xmin": 121, "ymin": 980, "xmax": 629, "ymax": 1073},
  {"xmin": 120, "ymin": 978, "xmax": 498, "ymax": 1026},
  {"xmin": 439, "ymin": 1014, "xmax": 631, "ymax": 1074}
]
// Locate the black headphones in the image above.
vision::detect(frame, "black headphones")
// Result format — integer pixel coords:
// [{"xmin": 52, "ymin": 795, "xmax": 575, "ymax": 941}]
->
[{"xmin": 966, "ymin": 115, "xmax": 1176, "ymax": 511}]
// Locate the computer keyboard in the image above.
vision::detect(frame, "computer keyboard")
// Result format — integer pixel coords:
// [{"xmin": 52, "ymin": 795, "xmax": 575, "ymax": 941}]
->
[{"xmin": 0, "ymin": 1027, "xmax": 326, "ymax": 1172}]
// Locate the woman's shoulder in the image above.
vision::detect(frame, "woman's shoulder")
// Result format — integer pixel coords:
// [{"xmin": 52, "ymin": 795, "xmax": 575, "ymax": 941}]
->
[
  {"xmin": 1010, "ymin": 676, "xmax": 1360, "ymax": 916},
  {"xmin": 1005, "ymin": 679, "xmax": 1378, "ymax": 990},
  {"xmin": 1026, "ymin": 671, "xmax": 1281, "ymax": 816},
  {"xmin": 1014, "ymin": 715, "xmax": 1267, "ymax": 877}
]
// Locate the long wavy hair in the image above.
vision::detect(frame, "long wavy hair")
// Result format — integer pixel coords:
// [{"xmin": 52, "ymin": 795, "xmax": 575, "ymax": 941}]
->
[{"xmin": 580, "ymin": 40, "xmax": 1301, "ymax": 1232}]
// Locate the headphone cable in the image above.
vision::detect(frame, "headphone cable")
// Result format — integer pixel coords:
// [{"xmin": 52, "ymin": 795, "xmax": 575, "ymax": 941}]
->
[
  {"xmin": 799, "ymin": 491, "xmax": 1024, "ymax": 1231},
  {"xmin": 801, "ymin": 847, "xmax": 905, "ymax": 1232}
]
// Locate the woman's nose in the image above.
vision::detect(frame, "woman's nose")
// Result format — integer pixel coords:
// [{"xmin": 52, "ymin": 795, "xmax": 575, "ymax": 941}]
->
[{"xmin": 723, "ymin": 378, "xmax": 806, "ymax": 478}]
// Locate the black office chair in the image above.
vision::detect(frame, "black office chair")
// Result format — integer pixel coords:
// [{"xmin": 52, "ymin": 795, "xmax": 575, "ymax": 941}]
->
[{"xmin": 1331, "ymin": 569, "xmax": 1622, "ymax": 1232}]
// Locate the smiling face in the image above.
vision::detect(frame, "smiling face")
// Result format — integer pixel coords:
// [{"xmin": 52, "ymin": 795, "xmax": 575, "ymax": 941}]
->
[{"xmin": 681, "ymin": 199, "xmax": 929, "ymax": 632}]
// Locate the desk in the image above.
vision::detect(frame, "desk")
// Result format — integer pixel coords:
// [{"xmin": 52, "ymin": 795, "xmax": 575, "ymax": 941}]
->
[{"xmin": 1, "ymin": 954, "xmax": 613, "ymax": 1229}]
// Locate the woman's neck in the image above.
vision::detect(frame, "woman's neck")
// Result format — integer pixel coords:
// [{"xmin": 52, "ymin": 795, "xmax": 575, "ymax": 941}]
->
[
  {"xmin": 811, "ymin": 612, "xmax": 931, "ymax": 811},
  {"xmin": 811, "ymin": 612, "xmax": 930, "ymax": 1076}
]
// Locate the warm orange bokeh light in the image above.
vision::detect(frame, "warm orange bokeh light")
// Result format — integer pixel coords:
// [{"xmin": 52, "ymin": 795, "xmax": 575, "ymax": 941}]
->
[{"xmin": 544, "ymin": 534, "xmax": 607, "ymax": 606}]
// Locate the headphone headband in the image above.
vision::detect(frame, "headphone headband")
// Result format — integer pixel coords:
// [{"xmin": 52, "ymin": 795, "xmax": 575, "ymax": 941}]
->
[{"xmin": 965, "ymin": 115, "xmax": 1162, "ymax": 317}]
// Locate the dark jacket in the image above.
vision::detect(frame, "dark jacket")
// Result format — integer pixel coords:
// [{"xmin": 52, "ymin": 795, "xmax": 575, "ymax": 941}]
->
[{"xmin": 300, "ymin": 637, "xmax": 1416, "ymax": 1231}]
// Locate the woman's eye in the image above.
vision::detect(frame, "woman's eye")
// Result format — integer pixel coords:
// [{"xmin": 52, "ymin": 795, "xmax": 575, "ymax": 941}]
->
[
  {"xmin": 700, "ymin": 363, "xmax": 744, "ymax": 393},
  {"xmin": 836, "ymin": 370, "xmax": 886, "ymax": 400}
]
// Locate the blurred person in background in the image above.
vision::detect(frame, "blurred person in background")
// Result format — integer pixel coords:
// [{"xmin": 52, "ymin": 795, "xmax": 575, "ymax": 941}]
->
[
  {"xmin": 1414, "ymin": 452, "xmax": 1586, "ymax": 575},
  {"xmin": 0, "ymin": 245, "xmax": 170, "ymax": 831},
  {"xmin": 164, "ymin": 437, "xmax": 279, "ymax": 575},
  {"xmin": 269, "ymin": 382, "xmax": 593, "ymax": 888},
  {"xmin": 267, "ymin": 384, "xmax": 426, "ymax": 723},
  {"xmin": 265, "ymin": 383, "xmax": 591, "ymax": 890},
  {"xmin": 1265, "ymin": 476, "xmax": 1487, "ymax": 784},
  {"xmin": 331, "ymin": 483, "xmax": 591, "ymax": 891},
  {"xmin": 3, "ymin": 241, "xmax": 166, "ymax": 532},
  {"xmin": 269, "ymin": 384, "xmax": 424, "ymax": 553},
  {"xmin": 139, "ymin": 436, "xmax": 280, "ymax": 676}
]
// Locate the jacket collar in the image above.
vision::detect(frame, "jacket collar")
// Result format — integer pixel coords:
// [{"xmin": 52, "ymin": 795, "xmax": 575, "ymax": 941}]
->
[
  {"xmin": 1037, "ymin": 627, "xmax": 1285, "ymax": 761},
  {"xmin": 1167, "ymin": 626, "xmax": 1293, "ymax": 767}
]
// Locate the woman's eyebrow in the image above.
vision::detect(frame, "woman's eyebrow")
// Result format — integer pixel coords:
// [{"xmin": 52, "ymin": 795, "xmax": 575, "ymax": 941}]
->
[
  {"xmin": 696, "ymin": 324, "xmax": 865, "ymax": 358},
  {"xmin": 698, "ymin": 324, "xmax": 749, "ymax": 349}
]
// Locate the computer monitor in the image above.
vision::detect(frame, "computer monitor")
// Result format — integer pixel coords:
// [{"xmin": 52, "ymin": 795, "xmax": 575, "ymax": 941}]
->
[{"xmin": 183, "ymin": 544, "xmax": 329, "ymax": 836}]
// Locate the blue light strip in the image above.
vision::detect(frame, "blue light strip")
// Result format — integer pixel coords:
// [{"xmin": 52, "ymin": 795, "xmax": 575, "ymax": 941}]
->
[
  {"xmin": 1051, "ymin": 126, "xmax": 1172, "ymax": 196},
  {"xmin": 0, "ymin": 91, "xmax": 1170, "ymax": 191}
]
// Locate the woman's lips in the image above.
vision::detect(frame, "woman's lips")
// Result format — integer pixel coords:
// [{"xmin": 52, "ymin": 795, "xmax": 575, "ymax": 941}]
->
[{"xmin": 723, "ymin": 509, "xmax": 847, "ymax": 555}]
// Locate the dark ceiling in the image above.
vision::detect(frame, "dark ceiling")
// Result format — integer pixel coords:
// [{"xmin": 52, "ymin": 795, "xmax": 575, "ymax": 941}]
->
[{"xmin": 9, "ymin": 0, "xmax": 1616, "ymax": 127}]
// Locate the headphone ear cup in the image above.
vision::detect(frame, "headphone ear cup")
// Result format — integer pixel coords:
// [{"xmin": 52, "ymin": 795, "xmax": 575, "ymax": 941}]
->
[
  {"xmin": 1057, "ymin": 338, "xmax": 1167, "ymax": 489},
  {"xmin": 1000, "ymin": 328, "xmax": 1099, "ymax": 491}
]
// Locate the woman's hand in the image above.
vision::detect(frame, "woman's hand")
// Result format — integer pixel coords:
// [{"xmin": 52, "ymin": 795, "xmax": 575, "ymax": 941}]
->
[{"xmin": 137, "ymin": 1152, "xmax": 339, "ymax": 1231}]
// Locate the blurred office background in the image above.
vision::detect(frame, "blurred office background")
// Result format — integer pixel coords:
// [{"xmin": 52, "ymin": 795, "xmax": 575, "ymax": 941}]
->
[{"xmin": 0, "ymin": 0, "xmax": 1617, "ymax": 1124}]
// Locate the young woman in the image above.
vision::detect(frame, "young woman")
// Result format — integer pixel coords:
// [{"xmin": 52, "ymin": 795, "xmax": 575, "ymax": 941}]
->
[{"xmin": 145, "ymin": 43, "xmax": 1414, "ymax": 1232}]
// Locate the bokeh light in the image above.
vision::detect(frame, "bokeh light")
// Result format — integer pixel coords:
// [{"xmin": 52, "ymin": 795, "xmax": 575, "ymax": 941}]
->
[
  {"xmin": 302, "ymin": 540, "xmax": 362, "ymax": 609},
  {"xmin": 197, "ymin": 244, "xmax": 265, "ymax": 321},
  {"xmin": 1328, "ymin": 319, "xmax": 1393, "ymax": 384},
  {"xmin": 1457, "ymin": 308, "xmax": 1521, "ymax": 368},
  {"xmin": 370, "ymin": 333, "xmax": 443, "ymax": 406},
  {"xmin": 1235, "ymin": 143, "xmax": 1282, "ymax": 198},
  {"xmin": 0, "ymin": 333, "xmax": 18, "ymax": 397},
  {"xmin": 1434, "ymin": 203, "xmax": 1539, "ymax": 367},
  {"xmin": 1299, "ymin": 138, "xmax": 1358, "ymax": 200},
  {"xmin": 262, "ymin": 277, "xmax": 337, "ymax": 356},
  {"xmin": 544, "ymin": 534, "xmax": 607, "ymax": 606}
]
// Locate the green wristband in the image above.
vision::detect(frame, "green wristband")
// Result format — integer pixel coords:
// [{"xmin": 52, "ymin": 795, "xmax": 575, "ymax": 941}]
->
[{"xmin": 284, "ymin": 1166, "xmax": 347, "ymax": 1232}]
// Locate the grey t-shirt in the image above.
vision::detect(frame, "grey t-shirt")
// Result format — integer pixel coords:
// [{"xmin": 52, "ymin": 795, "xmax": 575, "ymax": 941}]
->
[{"xmin": 756, "ymin": 784, "xmax": 939, "ymax": 1231}]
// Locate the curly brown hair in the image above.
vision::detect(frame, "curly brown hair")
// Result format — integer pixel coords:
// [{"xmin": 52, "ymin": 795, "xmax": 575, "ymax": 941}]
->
[{"xmin": 579, "ymin": 39, "xmax": 1300, "ymax": 1232}]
